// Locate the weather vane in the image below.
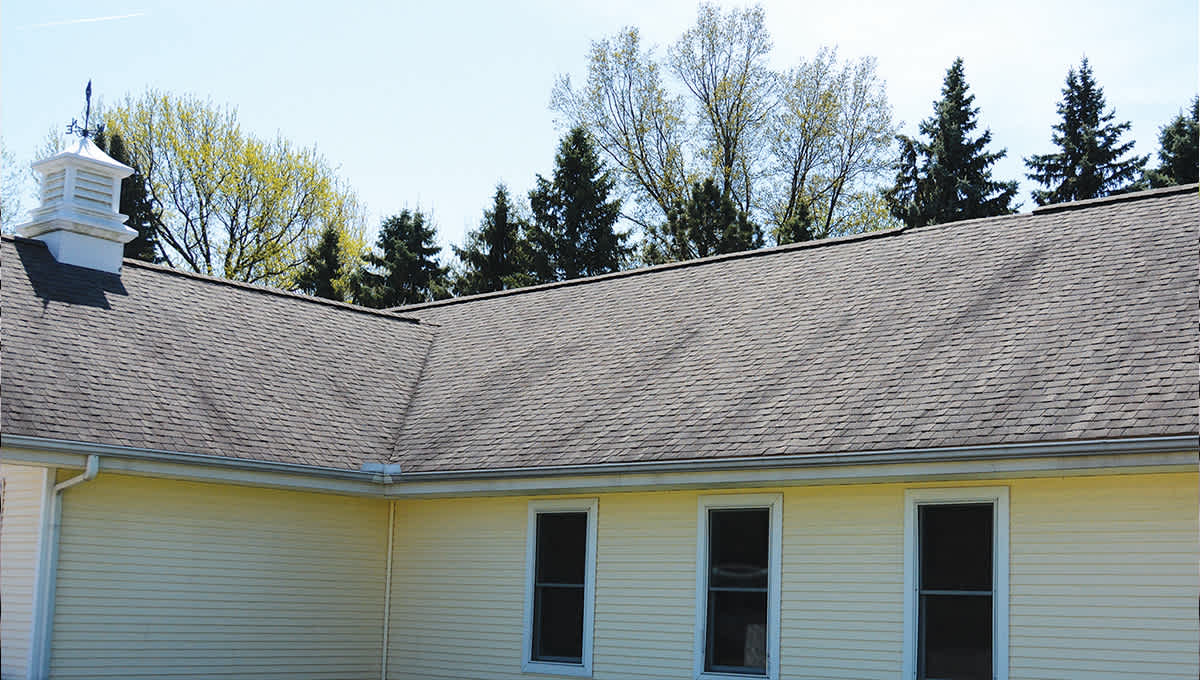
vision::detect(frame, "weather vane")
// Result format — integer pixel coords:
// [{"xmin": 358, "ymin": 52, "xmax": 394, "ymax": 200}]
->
[{"xmin": 66, "ymin": 80, "xmax": 103, "ymax": 139}]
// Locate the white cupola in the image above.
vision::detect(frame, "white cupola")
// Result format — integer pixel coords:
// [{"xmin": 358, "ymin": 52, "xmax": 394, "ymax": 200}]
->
[{"xmin": 16, "ymin": 136, "xmax": 138, "ymax": 274}]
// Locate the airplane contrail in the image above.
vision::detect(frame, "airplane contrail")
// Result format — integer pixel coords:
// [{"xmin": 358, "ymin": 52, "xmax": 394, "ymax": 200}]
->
[{"xmin": 20, "ymin": 12, "xmax": 147, "ymax": 29}]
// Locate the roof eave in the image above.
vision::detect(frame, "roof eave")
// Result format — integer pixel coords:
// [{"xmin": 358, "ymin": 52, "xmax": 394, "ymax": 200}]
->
[{"xmin": 3, "ymin": 433, "xmax": 1195, "ymax": 499}]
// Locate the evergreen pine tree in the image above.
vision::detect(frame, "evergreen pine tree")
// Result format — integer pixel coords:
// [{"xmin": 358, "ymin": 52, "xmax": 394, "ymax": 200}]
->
[
  {"xmin": 1025, "ymin": 58, "xmax": 1147, "ymax": 205},
  {"xmin": 294, "ymin": 225, "xmax": 347, "ymax": 301},
  {"xmin": 528, "ymin": 126, "xmax": 629, "ymax": 282},
  {"xmin": 665, "ymin": 178, "xmax": 761, "ymax": 259},
  {"xmin": 95, "ymin": 131, "xmax": 160, "ymax": 262},
  {"xmin": 884, "ymin": 58, "xmax": 1018, "ymax": 226},
  {"xmin": 452, "ymin": 184, "xmax": 532, "ymax": 295},
  {"xmin": 774, "ymin": 200, "xmax": 815, "ymax": 245},
  {"xmin": 1146, "ymin": 96, "xmax": 1199, "ymax": 187},
  {"xmin": 352, "ymin": 209, "xmax": 449, "ymax": 308}
]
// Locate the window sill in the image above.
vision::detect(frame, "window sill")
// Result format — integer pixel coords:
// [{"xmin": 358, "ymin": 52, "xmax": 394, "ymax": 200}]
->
[
  {"xmin": 522, "ymin": 660, "xmax": 592, "ymax": 678},
  {"xmin": 696, "ymin": 671, "xmax": 771, "ymax": 680}
]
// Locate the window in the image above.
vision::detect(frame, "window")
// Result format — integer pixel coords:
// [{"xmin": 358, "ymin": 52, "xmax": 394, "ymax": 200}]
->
[
  {"xmin": 903, "ymin": 488, "xmax": 1009, "ymax": 680},
  {"xmin": 523, "ymin": 499, "xmax": 597, "ymax": 677},
  {"xmin": 695, "ymin": 494, "xmax": 782, "ymax": 680}
]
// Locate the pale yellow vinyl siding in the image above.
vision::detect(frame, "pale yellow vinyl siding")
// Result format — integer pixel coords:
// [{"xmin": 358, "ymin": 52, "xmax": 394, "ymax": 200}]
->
[
  {"xmin": 386, "ymin": 496, "xmax": 528, "ymax": 679},
  {"xmin": 49, "ymin": 473, "xmax": 389, "ymax": 680},
  {"xmin": 1008, "ymin": 473, "xmax": 1199, "ymax": 680},
  {"xmin": 781, "ymin": 484, "xmax": 904, "ymax": 677},
  {"xmin": 387, "ymin": 473, "xmax": 1198, "ymax": 680},
  {"xmin": 0, "ymin": 464, "xmax": 46, "ymax": 680}
]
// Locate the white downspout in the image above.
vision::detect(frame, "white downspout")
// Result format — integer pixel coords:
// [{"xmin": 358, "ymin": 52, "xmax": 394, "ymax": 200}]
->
[
  {"xmin": 53, "ymin": 455, "xmax": 99, "ymax": 493},
  {"xmin": 29, "ymin": 455, "xmax": 99, "ymax": 680},
  {"xmin": 380, "ymin": 500, "xmax": 396, "ymax": 680}
]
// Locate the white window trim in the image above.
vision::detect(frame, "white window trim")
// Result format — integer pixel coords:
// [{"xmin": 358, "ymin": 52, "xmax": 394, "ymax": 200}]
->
[
  {"xmin": 693, "ymin": 493, "xmax": 782, "ymax": 680},
  {"xmin": 522, "ymin": 498, "xmax": 598, "ymax": 677},
  {"xmin": 902, "ymin": 486, "xmax": 1009, "ymax": 680}
]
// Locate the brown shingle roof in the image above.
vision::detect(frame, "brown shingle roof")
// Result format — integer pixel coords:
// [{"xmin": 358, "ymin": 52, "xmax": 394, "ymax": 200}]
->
[
  {"xmin": 386, "ymin": 185, "xmax": 1200, "ymax": 471},
  {"xmin": 2, "ymin": 185, "xmax": 1196, "ymax": 473},
  {"xmin": 1, "ymin": 239, "xmax": 434, "ymax": 470}
]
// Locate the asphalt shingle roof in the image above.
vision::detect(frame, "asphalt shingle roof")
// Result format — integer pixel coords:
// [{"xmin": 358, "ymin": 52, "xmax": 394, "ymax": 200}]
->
[
  {"xmin": 386, "ymin": 185, "xmax": 1199, "ymax": 471},
  {"xmin": 1, "ymin": 241, "xmax": 434, "ymax": 469},
  {"xmin": 2, "ymin": 185, "xmax": 1196, "ymax": 473}
]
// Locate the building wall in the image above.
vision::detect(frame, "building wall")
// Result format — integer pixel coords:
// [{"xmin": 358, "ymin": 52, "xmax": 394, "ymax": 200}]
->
[
  {"xmin": 386, "ymin": 472, "xmax": 1199, "ymax": 680},
  {"xmin": 0, "ymin": 464, "xmax": 47, "ymax": 680},
  {"xmin": 1008, "ymin": 473, "xmax": 1199, "ymax": 678},
  {"xmin": 48, "ymin": 472, "xmax": 390, "ymax": 680},
  {"xmin": 25, "ymin": 467, "xmax": 1199, "ymax": 679}
]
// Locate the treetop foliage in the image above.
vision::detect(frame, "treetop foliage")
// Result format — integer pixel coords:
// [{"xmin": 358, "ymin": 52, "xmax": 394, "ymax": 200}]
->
[
  {"xmin": 451, "ymin": 184, "xmax": 531, "ymax": 296},
  {"xmin": 554, "ymin": 3, "xmax": 896, "ymax": 257},
  {"xmin": 885, "ymin": 57, "xmax": 1018, "ymax": 226},
  {"xmin": 1, "ymin": 140, "xmax": 27, "ymax": 232},
  {"xmin": 104, "ymin": 90, "xmax": 366, "ymax": 287},
  {"xmin": 353, "ymin": 209, "xmax": 449, "ymax": 308},
  {"xmin": 661, "ymin": 177, "xmax": 761, "ymax": 261},
  {"xmin": 94, "ymin": 130, "xmax": 160, "ymax": 263},
  {"xmin": 527, "ymin": 126, "xmax": 629, "ymax": 281},
  {"xmin": 294, "ymin": 225, "xmax": 350, "ymax": 301},
  {"xmin": 1146, "ymin": 96, "xmax": 1199, "ymax": 188},
  {"xmin": 1024, "ymin": 57, "xmax": 1147, "ymax": 205},
  {"xmin": 26, "ymin": 14, "xmax": 1185, "ymax": 305}
]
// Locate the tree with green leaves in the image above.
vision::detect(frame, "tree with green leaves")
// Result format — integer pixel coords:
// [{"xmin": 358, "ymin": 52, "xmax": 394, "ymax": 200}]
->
[
  {"xmin": 769, "ymin": 49, "xmax": 895, "ymax": 239},
  {"xmin": 528, "ymin": 127, "xmax": 629, "ymax": 281},
  {"xmin": 104, "ymin": 90, "xmax": 366, "ymax": 286},
  {"xmin": 294, "ymin": 225, "xmax": 349, "ymax": 301},
  {"xmin": 352, "ymin": 209, "xmax": 449, "ymax": 308},
  {"xmin": 885, "ymin": 58, "xmax": 1018, "ymax": 226},
  {"xmin": 1024, "ymin": 58, "xmax": 1147, "ymax": 205},
  {"xmin": 94, "ymin": 130, "xmax": 160, "ymax": 263},
  {"xmin": 1145, "ymin": 96, "xmax": 1198, "ymax": 188},
  {"xmin": 552, "ymin": 26, "xmax": 690, "ymax": 230},
  {"xmin": 668, "ymin": 3, "xmax": 775, "ymax": 215},
  {"xmin": 661, "ymin": 178, "xmax": 761, "ymax": 260},
  {"xmin": 452, "ymin": 184, "xmax": 531, "ymax": 295}
]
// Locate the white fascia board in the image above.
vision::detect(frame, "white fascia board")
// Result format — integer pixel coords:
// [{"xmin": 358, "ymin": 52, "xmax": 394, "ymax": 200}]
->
[
  {"xmin": 1, "ymin": 434, "xmax": 1196, "ymax": 500},
  {"xmin": 0, "ymin": 438, "xmax": 384, "ymax": 498}
]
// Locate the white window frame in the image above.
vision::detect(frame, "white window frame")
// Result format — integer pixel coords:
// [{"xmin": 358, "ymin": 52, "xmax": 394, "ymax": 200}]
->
[
  {"xmin": 902, "ymin": 487, "xmax": 1009, "ymax": 680},
  {"xmin": 522, "ymin": 498, "xmax": 598, "ymax": 677},
  {"xmin": 693, "ymin": 493, "xmax": 782, "ymax": 680}
]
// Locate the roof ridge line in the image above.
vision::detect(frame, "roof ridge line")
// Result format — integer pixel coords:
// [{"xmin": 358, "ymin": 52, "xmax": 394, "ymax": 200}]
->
[
  {"xmin": 1, "ymin": 234, "xmax": 425, "ymax": 325},
  {"xmin": 1031, "ymin": 183, "xmax": 1198, "ymax": 215},
  {"xmin": 393, "ymin": 226, "xmax": 907, "ymax": 312}
]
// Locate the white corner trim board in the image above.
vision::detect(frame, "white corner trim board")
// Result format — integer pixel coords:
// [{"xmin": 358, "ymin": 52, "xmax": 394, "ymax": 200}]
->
[
  {"xmin": 28, "ymin": 455, "xmax": 100, "ymax": 680},
  {"xmin": 521, "ymin": 498, "xmax": 598, "ymax": 678},
  {"xmin": 902, "ymin": 486, "xmax": 1010, "ymax": 680}
]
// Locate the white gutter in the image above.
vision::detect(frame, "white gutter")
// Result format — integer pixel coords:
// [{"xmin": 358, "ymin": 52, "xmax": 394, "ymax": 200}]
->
[
  {"xmin": 381, "ymin": 435, "xmax": 1200, "ymax": 480},
  {"xmin": 2, "ymin": 434, "xmax": 1196, "ymax": 498},
  {"xmin": 28, "ymin": 454, "xmax": 99, "ymax": 680},
  {"xmin": 380, "ymin": 501, "xmax": 396, "ymax": 680}
]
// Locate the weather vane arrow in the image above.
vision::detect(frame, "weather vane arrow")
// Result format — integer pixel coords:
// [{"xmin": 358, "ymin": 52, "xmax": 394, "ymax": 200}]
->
[{"xmin": 66, "ymin": 80, "xmax": 104, "ymax": 140}]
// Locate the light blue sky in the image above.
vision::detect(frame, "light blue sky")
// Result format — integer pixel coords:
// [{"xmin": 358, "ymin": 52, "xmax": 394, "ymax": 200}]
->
[{"xmin": 3, "ymin": 1, "xmax": 1196, "ymax": 253}]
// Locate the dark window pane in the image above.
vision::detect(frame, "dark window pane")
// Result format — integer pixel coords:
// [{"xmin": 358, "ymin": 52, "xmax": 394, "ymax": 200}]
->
[
  {"xmin": 920, "ymin": 504, "xmax": 992, "ymax": 591},
  {"xmin": 536, "ymin": 512, "xmax": 587, "ymax": 585},
  {"xmin": 709, "ymin": 509, "xmax": 769, "ymax": 589},
  {"xmin": 706, "ymin": 590, "xmax": 768, "ymax": 674},
  {"xmin": 533, "ymin": 585, "xmax": 584, "ymax": 662},
  {"xmin": 920, "ymin": 594, "xmax": 992, "ymax": 680}
]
